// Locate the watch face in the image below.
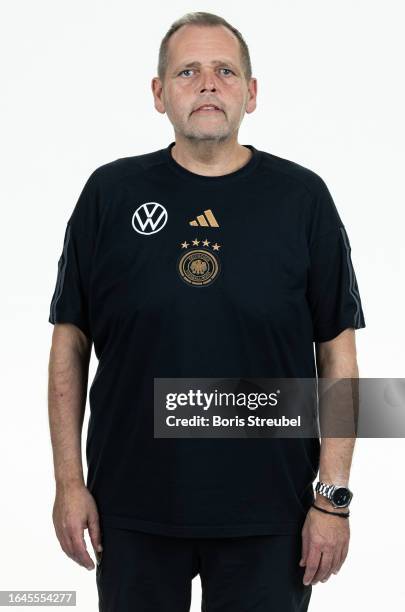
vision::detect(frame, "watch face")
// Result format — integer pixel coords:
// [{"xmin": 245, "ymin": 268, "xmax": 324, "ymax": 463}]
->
[{"xmin": 332, "ymin": 487, "xmax": 352, "ymax": 507}]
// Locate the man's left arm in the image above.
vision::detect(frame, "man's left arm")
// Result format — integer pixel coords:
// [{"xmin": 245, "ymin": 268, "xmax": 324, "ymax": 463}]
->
[{"xmin": 300, "ymin": 327, "xmax": 359, "ymax": 586}]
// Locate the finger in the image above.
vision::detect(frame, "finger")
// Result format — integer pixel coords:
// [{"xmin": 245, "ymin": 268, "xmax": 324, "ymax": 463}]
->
[
  {"xmin": 58, "ymin": 531, "xmax": 75, "ymax": 561},
  {"xmin": 88, "ymin": 513, "xmax": 103, "ymax": 554},
  {"xmin": 321, "ymin": 551, "xmax": 340, "ymax": 582},
  {"xmin": 70, "ymin": 529, "xmax": 95, "ymax": 570},
  {"xmin": 311, "ymin": 550, "xmax": 333, "ymax": 584},
  {"xmin": 56, "ymin": 524, "xmax": 86, "ymax": 567},
  {"xmin": 62, "ymin": 532, "xmax": 80, "ymax": 564},
  {"xmin": 56, "ymin": 526, "xmax": 79, "ymax": 562},
  {"xmin": 303, "ymin": 547, "xmax": 322, "ymax": 586},
  {"xmin": 334, "ymin": 541, "xmax": 349, "ymax": 573},
  {"xmin": 330, "ymin": 547, "xmax": 344, "ymax": 576},
  {"xmin": 300, "ymin": 532, "xmax": 309, "ymax": 566}
]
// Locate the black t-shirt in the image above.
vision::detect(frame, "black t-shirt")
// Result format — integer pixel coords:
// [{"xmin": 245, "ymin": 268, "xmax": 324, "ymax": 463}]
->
[{"xmin": 48, "ymin": 142, "xmax": 366, "ymax": 537}]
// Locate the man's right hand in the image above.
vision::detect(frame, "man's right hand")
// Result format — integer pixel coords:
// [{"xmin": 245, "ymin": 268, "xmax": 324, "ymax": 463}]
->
[{"xmin": 52, "ymin": 482, "xmax": 103, "ymax": 571}]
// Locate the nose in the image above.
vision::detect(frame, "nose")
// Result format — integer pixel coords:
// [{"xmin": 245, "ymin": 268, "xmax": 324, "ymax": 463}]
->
[{"xmin": 199, "ymin": 69, "xmax": 217, "ymax": 92}]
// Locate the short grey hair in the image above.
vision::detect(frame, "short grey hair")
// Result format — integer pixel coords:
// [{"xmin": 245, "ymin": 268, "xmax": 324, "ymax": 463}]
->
[{"xmin": 157, "ymin": 12, "xmax": 252, "ymax": 83}]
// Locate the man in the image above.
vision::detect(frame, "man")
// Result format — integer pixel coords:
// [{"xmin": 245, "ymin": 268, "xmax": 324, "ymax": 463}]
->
[{"xmin": 48, "ymin": 11, "xmax": 366, "ymax": 612}]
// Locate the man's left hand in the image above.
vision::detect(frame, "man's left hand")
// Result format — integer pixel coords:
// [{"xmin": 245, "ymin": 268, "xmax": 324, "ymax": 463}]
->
[{"xmin": 300, "ymin": 502, "xmax": 350, "ymax": 585}]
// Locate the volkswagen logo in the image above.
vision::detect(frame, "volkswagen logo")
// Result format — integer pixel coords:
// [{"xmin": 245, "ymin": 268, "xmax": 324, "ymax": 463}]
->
[{"xmin": 132, "ymin": 202, "xmax": 168, "ymax": 235}]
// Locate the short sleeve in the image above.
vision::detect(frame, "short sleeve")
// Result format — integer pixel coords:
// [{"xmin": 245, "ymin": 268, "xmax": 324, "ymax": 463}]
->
[
  {"xmin": 306, "ymin": 177, "xmax": 366, "ymax": 343},
  {"xmin": 48, "ymin": 170, "xmax": 100, "ymax": 340}
]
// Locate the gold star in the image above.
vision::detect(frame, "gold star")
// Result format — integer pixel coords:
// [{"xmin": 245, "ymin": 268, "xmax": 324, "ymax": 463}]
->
[
  {"xmin": 212, "ymin": 242, "xmax": 221, "ymax": 251},
  {"xmin": 181, "ymin": 241, "xmax": 189, "ymax": 249},
  {"xmin": 192, "ymin": 238, "xmax": 200, "ymax": 246},
  {"xmin": 202, "ymin": 239, "xmax": 210, "ymax": 247}
]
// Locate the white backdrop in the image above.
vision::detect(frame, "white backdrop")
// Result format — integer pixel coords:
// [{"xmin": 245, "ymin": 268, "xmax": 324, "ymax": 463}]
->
[{"xmin": 1, "ymin": 0, "xmax": 404, "ymax": 609}]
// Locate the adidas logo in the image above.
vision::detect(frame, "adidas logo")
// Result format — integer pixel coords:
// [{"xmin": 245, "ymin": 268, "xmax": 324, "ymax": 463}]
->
[{"xmin": 189, "ymin": 209, "xmax": 219, "ymax": 227}]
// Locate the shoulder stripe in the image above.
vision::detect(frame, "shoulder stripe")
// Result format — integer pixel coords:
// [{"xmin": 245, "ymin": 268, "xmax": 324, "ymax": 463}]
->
[
  {"xmin": 339, "ymin": 226, "xmax": 362, "ymax": 327},
  {"xmin": 50, "ymin": 222, "xmax": 72, "ymax": 322}
]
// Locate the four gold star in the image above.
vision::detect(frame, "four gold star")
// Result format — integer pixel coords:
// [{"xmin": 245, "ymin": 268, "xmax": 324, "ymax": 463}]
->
[{"xmin": 180, "ymin": 238, "xmax": 221, "ymax": 251}]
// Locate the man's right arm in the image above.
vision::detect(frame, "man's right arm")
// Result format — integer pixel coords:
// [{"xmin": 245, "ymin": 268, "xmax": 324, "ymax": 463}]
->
[{"xmin": 48, "ymin": 323, "xmax": 102, "ymax": 571}]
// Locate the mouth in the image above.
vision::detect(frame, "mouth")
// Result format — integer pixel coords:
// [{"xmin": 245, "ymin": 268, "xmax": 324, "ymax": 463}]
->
[{"xmin": 192, "ymin": 105, "xmax": 224, "ymax": 114}]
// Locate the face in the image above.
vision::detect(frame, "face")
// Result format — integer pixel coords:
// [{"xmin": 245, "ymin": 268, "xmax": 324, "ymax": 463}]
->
[{"xmin": 152, "ymin": 25, "xmax": 257, "ymax": 143}]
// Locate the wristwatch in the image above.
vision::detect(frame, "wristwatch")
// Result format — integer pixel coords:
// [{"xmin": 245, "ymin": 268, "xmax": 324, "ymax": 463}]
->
[{"xmin": 315, "ymin": 481, "xmax": 353, "ymax": 509}]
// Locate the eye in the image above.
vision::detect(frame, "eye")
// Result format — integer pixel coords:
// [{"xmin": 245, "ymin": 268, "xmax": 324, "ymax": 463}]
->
[
  {"xmin": 179, "ymin": 69, "xmax": 194, "ymax": 77},
  {"xmin": 178, "ymin": 67, "xmax": 235, "ymax": 77}
]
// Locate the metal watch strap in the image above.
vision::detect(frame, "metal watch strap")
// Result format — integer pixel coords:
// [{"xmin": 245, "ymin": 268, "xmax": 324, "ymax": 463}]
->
[{"xmin": 315, "ymin": 481, "xmax": 335, "ymax": 499}]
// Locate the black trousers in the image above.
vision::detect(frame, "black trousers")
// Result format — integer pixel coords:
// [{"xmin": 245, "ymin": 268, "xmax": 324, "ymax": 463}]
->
[{"xmin": 96, "ymin": 525, "xmax": 312, "ymax": 611}]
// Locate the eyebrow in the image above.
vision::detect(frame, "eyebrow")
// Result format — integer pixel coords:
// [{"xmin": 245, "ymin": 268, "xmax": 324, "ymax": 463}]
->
[{"xmin": 173, "ymin": 59, "xmax": 239, "ymax": 73}]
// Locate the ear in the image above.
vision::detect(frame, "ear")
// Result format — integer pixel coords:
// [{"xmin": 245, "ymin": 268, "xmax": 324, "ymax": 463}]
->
[{"xmin": 152, "ymin": 77, "xmax": 166, "ymax": 114}]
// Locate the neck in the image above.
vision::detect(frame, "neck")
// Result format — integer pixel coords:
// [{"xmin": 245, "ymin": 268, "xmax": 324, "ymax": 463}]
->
[{"xmin": 170, "ymin": 136, "xmax": 252, "ymax": 177}]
